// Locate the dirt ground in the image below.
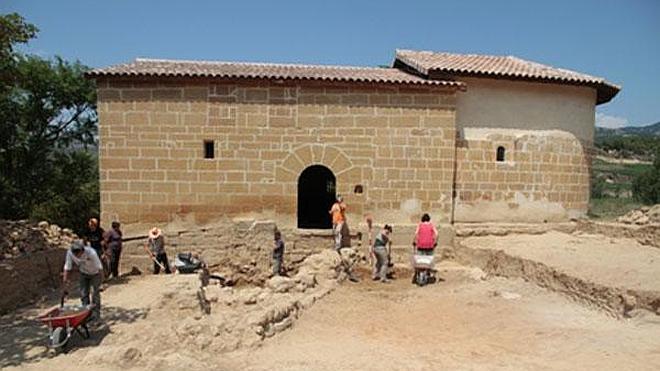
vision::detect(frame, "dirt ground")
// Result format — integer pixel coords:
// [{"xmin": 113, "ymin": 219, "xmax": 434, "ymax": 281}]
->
[
  {"xmin": 222, "ymin": 263, "xmax": 660, "ymax": 371},
  {"xmin": 2, "ymin": 259, "xmax": 660, "ymax": 371},
  {"xmin": 461, "ymin": 231, "xmax": 660, "ymax": 292}
]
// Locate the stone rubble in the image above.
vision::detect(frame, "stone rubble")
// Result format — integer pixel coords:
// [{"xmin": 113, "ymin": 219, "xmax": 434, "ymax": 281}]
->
[
  {"xmin": 82, "ymin": 248, "xmax": 358, "ymax": 369},
  {"xmin": 617, "ymin": 204, "xmax": 660, "ymax": 225},
  {"xmin": 0, "ymin": 220, "xmax": 76, "ymax": 260}
]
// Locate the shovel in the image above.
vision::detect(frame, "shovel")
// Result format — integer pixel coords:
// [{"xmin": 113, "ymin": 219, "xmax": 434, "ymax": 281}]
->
[{"xmin": 144, "ymin": 244, "xmax": 166, "ymax": 271}]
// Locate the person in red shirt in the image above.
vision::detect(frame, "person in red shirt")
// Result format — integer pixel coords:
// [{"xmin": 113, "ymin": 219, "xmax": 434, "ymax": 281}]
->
[{"xmin": 413, "ymin": 213, "xmax": 438, "ymax": 256}]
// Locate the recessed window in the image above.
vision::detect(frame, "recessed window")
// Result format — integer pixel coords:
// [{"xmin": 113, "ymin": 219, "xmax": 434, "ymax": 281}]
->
[
  {"xmin": 354, "ymin": 184, "xmax": 363, "ymax": 194},
  {"xmin": 204, "ymin": 140, "xmax": 215, "ymax": 159},
  {"xmin": 496, "ymin": 146, "xmax": 506, "ymax": 162}
]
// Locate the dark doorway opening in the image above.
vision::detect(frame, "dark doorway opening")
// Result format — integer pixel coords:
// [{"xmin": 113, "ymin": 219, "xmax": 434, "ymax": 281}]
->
[{"xmin": 298, "ymin": 165, "xmax": 336, "ymax": 229}]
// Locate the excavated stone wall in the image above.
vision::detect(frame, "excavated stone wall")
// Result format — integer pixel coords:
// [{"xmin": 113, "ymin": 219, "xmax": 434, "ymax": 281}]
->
[
  {"xmin": 120, "ymin": 219, "xmax": 341, "ymax": 284},
  {"xmin": 81, "ymin": 248, "xmax": 360, "ymax": 369}
]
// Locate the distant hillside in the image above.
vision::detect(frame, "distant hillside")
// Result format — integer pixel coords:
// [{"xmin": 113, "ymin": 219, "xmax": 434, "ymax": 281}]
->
[
  {"xmin": 595, "ymin": 121, "xmax": 660, "ymax": 161},
  {"xmin": 596, "ymin": 121, "xmax": 660, "ymax": 138}
]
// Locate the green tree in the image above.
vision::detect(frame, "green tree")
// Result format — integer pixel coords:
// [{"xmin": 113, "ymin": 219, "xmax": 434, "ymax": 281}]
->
[
  {"xmin": 632, "ymin": 149, "xmax": 660, "ymax": 204},
  {"xmin": 0, "ymin": 13, "xmax": 98, "ymax": 233}
]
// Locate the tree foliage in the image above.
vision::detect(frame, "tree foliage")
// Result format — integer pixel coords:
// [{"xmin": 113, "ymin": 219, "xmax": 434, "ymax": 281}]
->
[
  {"xmin": 595, "ymin": 134, "xmax": 660, "ymax": 160},
  {"xmin": 632, "ymin": 149, "xmax": 660, "ymax": 204},
  {"xmin": 0, "ymin": 13, "xmax": 98, "ymax": 234}
]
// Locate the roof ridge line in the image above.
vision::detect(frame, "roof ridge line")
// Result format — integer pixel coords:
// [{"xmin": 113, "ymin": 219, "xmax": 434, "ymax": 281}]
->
[
  {"xmin": 133, "ymin": 57, "xmax": 396, "ymax": 71},
  {"xmin": 397, "ymin": 49, "xmax": 512, "ymax": 59}
]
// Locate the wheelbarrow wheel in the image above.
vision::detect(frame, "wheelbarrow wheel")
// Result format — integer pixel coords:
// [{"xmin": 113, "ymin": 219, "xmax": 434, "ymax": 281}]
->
[{"xmin": 50, "ymin": 327, "xmax": 68, "ymax": 352}]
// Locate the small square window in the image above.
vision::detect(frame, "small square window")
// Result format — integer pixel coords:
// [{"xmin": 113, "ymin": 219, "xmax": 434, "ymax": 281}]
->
[{"xmin": 204, "ymin": 140, "xmax": 214, "ymax": 159}]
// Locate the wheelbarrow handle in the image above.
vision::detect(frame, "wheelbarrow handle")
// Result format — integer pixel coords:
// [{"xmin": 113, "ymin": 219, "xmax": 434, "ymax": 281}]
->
[{"xmin": 60, "ymin": 290, "xmax": 69, "ymax": 308}]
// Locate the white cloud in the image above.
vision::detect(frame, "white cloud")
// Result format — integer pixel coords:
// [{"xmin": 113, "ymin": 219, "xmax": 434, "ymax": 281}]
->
[{"xmin": 595, "ymin": 113, "xmax": 629, "ymax": 129}]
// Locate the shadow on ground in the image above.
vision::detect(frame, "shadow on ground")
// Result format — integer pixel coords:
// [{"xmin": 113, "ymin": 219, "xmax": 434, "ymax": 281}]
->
[{"xmin": 0, "ymin": 304, "xmax": 148, "ymax": 368}]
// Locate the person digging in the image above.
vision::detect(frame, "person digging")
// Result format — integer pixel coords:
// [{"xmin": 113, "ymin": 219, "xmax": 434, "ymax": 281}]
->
[
  {"xmin": 62, "ymin": 240, "xmax": 104, "ymax": 321},
  {"xmin": 144, "ymin": 227, "xmax": 171, "ymax": 274},
  {"xmin": 371, "ymin": 224, "xmax": 393, "ymax": 283}
]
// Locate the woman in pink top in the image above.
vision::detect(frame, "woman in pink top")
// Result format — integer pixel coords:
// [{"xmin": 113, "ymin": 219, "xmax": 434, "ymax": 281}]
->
[{"xmin": 413, "ymin": 213, "xmax": 438, "ymax": 255}]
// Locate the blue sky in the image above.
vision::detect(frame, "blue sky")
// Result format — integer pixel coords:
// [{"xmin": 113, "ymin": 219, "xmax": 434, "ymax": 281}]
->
[{"xmin": 3, "ymin": 0, "xmax": 659, "ymax": 128}]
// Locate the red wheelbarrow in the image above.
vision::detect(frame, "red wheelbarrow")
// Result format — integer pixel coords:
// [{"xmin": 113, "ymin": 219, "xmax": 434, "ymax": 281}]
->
[{"xmin": 37, "ymin": 292, "xmax": 93, "ymax": 352}]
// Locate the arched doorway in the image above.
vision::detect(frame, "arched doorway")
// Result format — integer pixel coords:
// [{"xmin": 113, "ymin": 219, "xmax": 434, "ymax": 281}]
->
[{"xmin": 298, "ymin": 165, "xmax": 336, "ymax": 229}]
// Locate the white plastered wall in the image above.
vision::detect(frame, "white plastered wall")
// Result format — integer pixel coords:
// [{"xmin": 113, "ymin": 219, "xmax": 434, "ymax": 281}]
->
[{"xmin": 456, "ymin": 77, "xmax": 596, "ymax": 142}]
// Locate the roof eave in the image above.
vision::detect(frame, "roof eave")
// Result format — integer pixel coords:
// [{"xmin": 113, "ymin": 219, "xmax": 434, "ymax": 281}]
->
[{"xmin": 85, "ymin": 71, "xmax": 465, "ymax": 90}]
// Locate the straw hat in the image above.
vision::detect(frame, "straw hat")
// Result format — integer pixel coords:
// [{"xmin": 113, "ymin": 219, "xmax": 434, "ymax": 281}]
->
[{"xmin": 149, "ymin": 227, "xmax": 162, "ymax": 239}]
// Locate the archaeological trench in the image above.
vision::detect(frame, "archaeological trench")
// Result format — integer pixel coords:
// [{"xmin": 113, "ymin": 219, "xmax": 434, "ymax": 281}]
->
[{"xmin": 2, "ymin": 209, "xmax": 659, "ymax": 370}]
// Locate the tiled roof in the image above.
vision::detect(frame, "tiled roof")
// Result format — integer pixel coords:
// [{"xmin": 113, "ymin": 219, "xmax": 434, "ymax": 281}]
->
[
  {"xmin": 87, "ymin": 58, "xmax": 464, "ymax": 88},
  {"xmin": 394, "ymin": 49, "xmax": 620, "ymax": 104}
]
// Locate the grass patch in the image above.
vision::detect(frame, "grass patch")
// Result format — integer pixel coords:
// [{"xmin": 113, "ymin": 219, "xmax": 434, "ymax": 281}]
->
[
  {"xmin": 588, "ymin": 197, "xmax": 644, "ymax": 220},
  {"xmin": 592, "ymin": 159, "xmax": 653, "ymax": 178}
]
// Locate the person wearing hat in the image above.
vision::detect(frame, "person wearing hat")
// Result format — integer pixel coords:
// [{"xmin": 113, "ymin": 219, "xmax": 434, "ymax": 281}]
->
[
  {"xmin": 63, "ymin": 240, "xmax": 104, "ymax": 320},
  {"xmin": 145, "ymin": 227, "xmax": 171, "ymax": 274}
]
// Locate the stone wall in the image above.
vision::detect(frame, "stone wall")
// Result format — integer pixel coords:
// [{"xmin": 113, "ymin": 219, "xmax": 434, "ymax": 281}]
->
[
  {"xmin": 120, "ymin": 219, "xmax": 340, "ymax": 284},
  {"xmin": 119, "ymin": 219, "xmax": 456, "ymax": 280},
  {"xmin": 453, "ymin": 129, "xmax": 591, "ymax": 222},
  {"xmin": 97, "ymin": 78, "xmax": 457, "ymax": 225}
]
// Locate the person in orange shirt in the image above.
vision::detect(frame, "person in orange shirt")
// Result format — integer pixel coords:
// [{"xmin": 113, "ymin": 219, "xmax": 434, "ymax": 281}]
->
[{"xmin": 329, "ymin": 195, "xmax": 346, "ymax": 250}]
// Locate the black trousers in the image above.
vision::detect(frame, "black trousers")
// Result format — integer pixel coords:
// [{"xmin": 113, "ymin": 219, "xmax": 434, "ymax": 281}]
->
[
  {"xmin": 154, "ymin": 253, "xmax": 171, "ymax": 274},
  {"xmin": 109, "ymin": 248, "xmax": 122, "ymax": 278}
]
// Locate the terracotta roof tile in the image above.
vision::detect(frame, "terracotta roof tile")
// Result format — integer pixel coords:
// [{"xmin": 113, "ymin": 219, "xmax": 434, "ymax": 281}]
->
[
  {"xmin": 87, "ymin": 58, "xmax": 464, "ymax": 88},
  {"xmin": 395, "ymin": 49, "xmax": 620, "ymax": 104}
]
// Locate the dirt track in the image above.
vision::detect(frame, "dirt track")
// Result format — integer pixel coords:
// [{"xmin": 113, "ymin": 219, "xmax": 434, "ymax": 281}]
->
[{"xmin": 3, "ymin": 260, "xmax": 660, "ymax": 371}]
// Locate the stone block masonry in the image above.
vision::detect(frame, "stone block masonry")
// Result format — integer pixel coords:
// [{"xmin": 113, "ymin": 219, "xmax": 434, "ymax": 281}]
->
[
  {"xmin": 97, "ymin": 78, "xmax": 458, "ymax": 225},
  {"xmin": 454, "ymin": 129, "xmax": 592, "ymax": 222}
]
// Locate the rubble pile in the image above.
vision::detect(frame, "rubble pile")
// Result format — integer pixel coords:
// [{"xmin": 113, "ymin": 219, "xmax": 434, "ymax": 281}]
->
[
  {"xmin": 0, "ymin": 220, "xmax": 76, "ymax": 259},
  {"xmin": 616, "ymin": 205, "xmax": 660, "ymax": 225},
  {"xmin": 82, "ymin": 248, "xmax": 358, "ymax": 369}
]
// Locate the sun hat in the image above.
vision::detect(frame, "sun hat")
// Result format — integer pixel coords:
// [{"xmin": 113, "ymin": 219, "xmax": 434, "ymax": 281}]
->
[{"xmin": 149, "ymin": 227, "xmax": 162, "ymax": 239}]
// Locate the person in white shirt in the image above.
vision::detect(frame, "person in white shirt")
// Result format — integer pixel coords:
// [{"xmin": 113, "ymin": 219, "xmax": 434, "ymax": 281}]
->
[{"xmin": 63, "ymin": 240, "xmax": 104, "ymax": 320}]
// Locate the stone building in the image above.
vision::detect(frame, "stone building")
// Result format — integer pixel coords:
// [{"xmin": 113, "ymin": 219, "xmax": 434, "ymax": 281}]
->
[{"xmin": 87, "ymin": 49, "xmax": 619, "ymax": 227}]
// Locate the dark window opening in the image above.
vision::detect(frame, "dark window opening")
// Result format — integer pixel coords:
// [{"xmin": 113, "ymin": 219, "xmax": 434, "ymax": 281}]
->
[
  {"xmin": 204, "ymin": 140, "xmax": 214, "ymax": 159},
  {"xmin": 354, "ymin": 184, "xmax": 363, "ymax": 194},
  {"xmin": 496, "ymin": 146, "xmax": 506, "ymax": 162},
  {"xmin": 298, "ymin": 165, "xmax": 336, "ymax": 229}
]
